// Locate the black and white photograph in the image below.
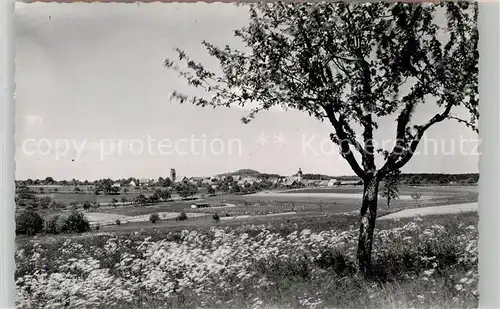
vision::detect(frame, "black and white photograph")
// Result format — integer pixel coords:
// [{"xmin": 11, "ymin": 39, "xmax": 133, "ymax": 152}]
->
[{"xmin": 14, "ymin": 2, "xmax": 479, "ymax": 308}]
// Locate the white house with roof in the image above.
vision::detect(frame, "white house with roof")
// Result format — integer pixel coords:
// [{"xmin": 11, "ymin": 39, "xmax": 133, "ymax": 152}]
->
[
  {"xmin": 284, "ymin": 177, "xmax": 300, "ymax": 187},
  {"xmin": 327, "ymin": 179, "xmax": 339, "ymax": 187},
  {"xmin": 319, "ymin": 180, "xmax": 329, "ymax": 187}
]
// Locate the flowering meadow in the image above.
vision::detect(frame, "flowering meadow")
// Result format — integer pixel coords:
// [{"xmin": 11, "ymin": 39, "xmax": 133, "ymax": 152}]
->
[{"xmin": 15, "ymin": 212, "xmax": 478, "ymax": 309}]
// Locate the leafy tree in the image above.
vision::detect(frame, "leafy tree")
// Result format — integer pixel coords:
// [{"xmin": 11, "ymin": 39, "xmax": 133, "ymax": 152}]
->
[
  {"xmin": 16, "ymin": 208, "xmax": 45, "ymax": 236},
  {"xmin": 156, "ymin": 188, "xmax": 171, "ymax": 201},
  {"xmin": 44, "ymin": 177, "xmax": 55, "ymax": 185},
  {"xmin": 69, "ymin": 201, "xmax": 79, "ymax": 210},
  {"xmin": 134, "ymin": 194, "xmax": 148, "ymax": 206},
  {"xmin": 38, "ymin": 196, "xmax": 53, "ymax": 209},
  {"xmin": 230, "ymin": 183, "xmax": 241, "ymax": 194},
  {"xmin": 176, "ymin": 183, "xmax": 198, "ymax": 199},
  {"xmin": 83, "ymin": 201, "xmax": 92, "ymax": 211},
  {"xmin": 109, "ymin": 186, "xmax": 120, "ymax": 195},
  {"xmin": 163, "ymin": 177, "xmax": 173, "ymax": 188},
  {"xmin": 16, "ymin": 185, "xmax": 31, "ymax": 194},
  {"xmin": 110, "ymin": 198, "xmax": 118, "ymax": 208},
  {"xmin": 379, "ymin": 169, "xmax": 400, "ymax": 208},
  {"xmin": 97, "ymin": 178, "xmax": 114, "ymax": 195},
  {"xmin": 411, "ymin": 192, "xmax": 422, "ymax": 207},
  {"xmin": 176, "ymin": 211, "xmax": 188, "ymax": 221},
  {"xmin": 148, "ymin": 194, "xmax": 160, "ymax": 204},
  {"xmin": 63, "ymin": 210, "xmax": 91, "ymax": 233},
  {"xmin": 439, "ymin": 176, "xmax": 450, "ymax": 184},
  {"xmin": 207, "ymin": 185, "xmax": 216, "ymax": 196},
  {"xmin": 46, "ymin": 215, "xmax": 63, "ymax": 234},
  {"xmin": 150, "ymin": 212, "xmax": 160, "ymax": 223},
  {"xmin": 164, "ymin": 2, "xmax": 478, "ymax": 274},
  {"xmin": 409, "ymin": 175, "xmax": 422, "ymax": 186}
]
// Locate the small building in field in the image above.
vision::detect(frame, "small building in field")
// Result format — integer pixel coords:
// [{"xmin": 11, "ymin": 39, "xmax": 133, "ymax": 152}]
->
[
  {"xmin": 201, "ymin": 178, "xmax": 212, "ymax": 185},
  {"xmin": 191, "ymin": 202, "xmax": 209, "ymax": 209},
  {"xmin": 189, "ymin": 177, "xmax": 203, "ymax": 184},
  {"xmin": 139, "ymin": 178, "xmax": 153, "ymax": 186},
  {"xmin": 319, "ymin": 180, "xmax": 329, "ymax": 187},
  {"xmin": 284, "ymin": 177, "xmax": 303, "ymax": 188},
  {"xmin": 128, "ymin": 180, "xmax": 137, "ymax": 187},
  {"xmin": 327, "ymin": 179, "xmax": 339, "ymax": 187},
  {"xmin": 242, "ymin": 176, "xmax": 258, "ymax": 184}
]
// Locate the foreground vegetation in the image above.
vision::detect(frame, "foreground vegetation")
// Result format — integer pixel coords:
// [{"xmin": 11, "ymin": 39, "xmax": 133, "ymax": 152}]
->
[{"xmin": 16, "ymin": 212, "xmax": 478, "ymax": 309}]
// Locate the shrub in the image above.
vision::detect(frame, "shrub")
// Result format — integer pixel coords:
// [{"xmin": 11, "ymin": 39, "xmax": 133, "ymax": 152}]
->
[
  {"xmin": 116, "ymin": 219, "xmax": 121, "ymax": 226},
  {"xmin": 45, "ymin": 215, "xmax": 62, "ymax": 234},
  {"xmin": 47, "ymin": 211, "xmax": 90, "ymax": 234},
  {"xmin": 177, "ymin": 211, "xmax": 188, "ymax": 221},
  {"xmin": 83, "ymin": 201, "xmax": 92, "ymax": 211},
  {"xmin": 38, "ymin": 196, "xmax": 52, "ymax": 209},
  {"xmin": 411, "ymin": 192, "xmax": 422, "ymax": 206},
  {"xmin": 64, "ymin": 210, "xmax": 91, "ymax": 233},
  {"xmin": 150, "ymin": 212, "xmax": 160, "ymax": 223},
  {"xmin": 16, "ymin": 209, "xmax": 45, "ymax": 236}
]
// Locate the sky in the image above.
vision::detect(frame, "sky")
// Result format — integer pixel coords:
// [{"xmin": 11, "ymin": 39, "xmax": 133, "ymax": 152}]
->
[{"xmin": 14, "ymin": 3, "xmax": 480, "ymax": 181}]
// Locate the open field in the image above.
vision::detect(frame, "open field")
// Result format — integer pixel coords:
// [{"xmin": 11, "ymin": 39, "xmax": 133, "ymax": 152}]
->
[
  {"xmin": 36, "ymin": 192, "xmax": 140, "ymax": 204},
  {"xmin": 379, "ymin": 202, "xmax": 478, "ymax": 220},
  {"xmin": 282, "ymin": 185, "xmax": 478, "ymax": 195},
  {"xmin": 21, "ymin": 185, "xmax": 479, "ymax": 235},
  {"xmin": 60, "ymin": 185, "xmax": 477, "ymax": 230},
  {"xmin": 85, "ymin": 211, "xmax": 208, "ymax": 226},
  {"xmin": 202, "ymin": 185, "xmax": 477, "ymax": 212},
  {"xmin": 15, "ymin": 212, "xmax": 478, "ymax": 309}
]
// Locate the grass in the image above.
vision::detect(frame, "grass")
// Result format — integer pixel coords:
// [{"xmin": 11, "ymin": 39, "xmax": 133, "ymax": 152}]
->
[
  {"xmin": 15, "ymin": 212, "xmax": 478, "ymax": 309},
  {"xmin": 36, "ymin": 192, "xmax": 140, "ymax": 204}
]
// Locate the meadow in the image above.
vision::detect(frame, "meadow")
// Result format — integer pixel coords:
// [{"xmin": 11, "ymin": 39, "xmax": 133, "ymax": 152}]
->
[{"xmin": 15, "ymin": 212, "xmax": 478, "ymax": 309}]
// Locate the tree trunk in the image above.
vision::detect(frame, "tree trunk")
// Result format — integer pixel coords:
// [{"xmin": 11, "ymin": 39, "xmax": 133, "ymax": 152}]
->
[{"xmin": 357, "ymin": 175, "xmax": 380, "ymax": 276}]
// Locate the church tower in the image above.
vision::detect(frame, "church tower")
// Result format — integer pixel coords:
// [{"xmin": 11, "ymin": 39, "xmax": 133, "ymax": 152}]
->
[{"xmin": 297, "ymin": 168, "xmax": 303, "ymax": 182}]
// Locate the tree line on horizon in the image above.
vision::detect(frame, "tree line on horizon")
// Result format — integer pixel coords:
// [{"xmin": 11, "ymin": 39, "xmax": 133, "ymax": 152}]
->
[{"xmin": 15, "ymin": 172, "xmax": 478, "ymax": 187}]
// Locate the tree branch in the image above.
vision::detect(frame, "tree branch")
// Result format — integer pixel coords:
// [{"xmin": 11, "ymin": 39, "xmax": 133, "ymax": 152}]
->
[
  {"xmin": 323, "ymin": 104, "xmax": 366, "ymax": 178},
  {"xmin": 392, "ymin": 100, "xmax": 455, "ymax": 170}
]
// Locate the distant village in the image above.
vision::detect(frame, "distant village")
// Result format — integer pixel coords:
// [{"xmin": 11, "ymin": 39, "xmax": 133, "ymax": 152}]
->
[
  {"xmin": 16, "ymin": 168, "xmax": 478, "ymax": 195},
  {"xmin": 16, "ymin": 168, "xmax": 364, "ymax": 194}
]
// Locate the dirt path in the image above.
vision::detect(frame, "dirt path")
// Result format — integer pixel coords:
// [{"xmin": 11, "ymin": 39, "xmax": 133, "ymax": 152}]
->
[{"xmin": 378, "ymin": 202, "xmax": 478, "ymax": 220}]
